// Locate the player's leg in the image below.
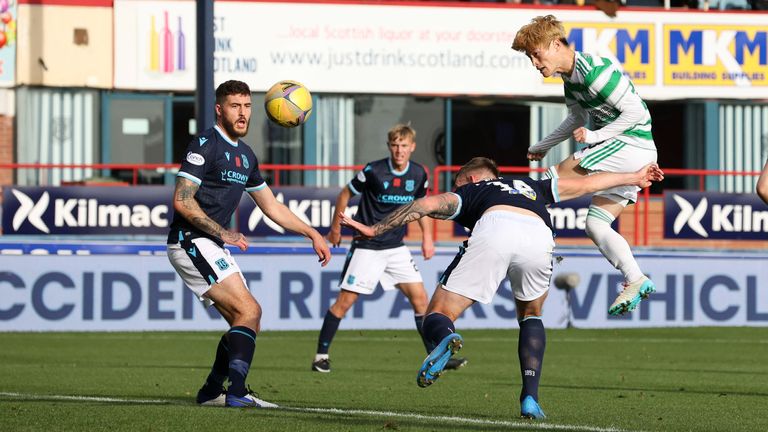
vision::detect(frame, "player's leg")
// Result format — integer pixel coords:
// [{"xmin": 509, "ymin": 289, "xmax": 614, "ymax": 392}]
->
[
  {"xmin": 167, "ymin": 237, "xmax": 265, "ymax": 407},
  {"xmin": 507, "ymin": 211, "xmax": 554, "ymax": 420},
  {"xmin": 417, "ymin": 286, "xmax": 473, "ymax": 387},
  {"xmin": 546, "ymin": 153, "xmax": 589, "ymax": 180},
  {"xmin": 516, "ymin": 295, "xmax": 548, "ymax": 420},
  {"xmin": 312, "ymin": 289, "xmax": 359, "ymax": 372},
  {"xmin": 313, "ymin": 246, "xmax": 384, "ymax": 372},
  {"xmin": 577, "ymin": 143, "xmax": 658, "ymax": 315},
  {"xmin": 204, "ymin": 273, "xmax": 276, "ymax": 408}
]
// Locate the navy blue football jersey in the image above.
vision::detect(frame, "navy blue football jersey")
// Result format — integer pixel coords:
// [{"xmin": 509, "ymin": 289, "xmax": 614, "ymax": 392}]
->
[
  {"xmin": 348, "ymin": 158, "xmax": 429, "ymax": 249},
  {"xmin": 167, "ymin": 126, "xmax": 266, "ymax": 245},
  {"xmin": 448, "ymin": 176, "xmax": 560, "ymax": 232}
]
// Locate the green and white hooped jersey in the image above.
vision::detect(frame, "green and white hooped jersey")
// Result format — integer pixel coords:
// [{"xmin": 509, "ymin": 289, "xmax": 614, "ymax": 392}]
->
[{"xmin": 564, "ymin": 52, "xmax": 655, "ymax": 151}]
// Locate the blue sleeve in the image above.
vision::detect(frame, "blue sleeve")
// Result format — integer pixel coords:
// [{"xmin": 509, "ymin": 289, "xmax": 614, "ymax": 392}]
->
[
  {"xmin": 177, "ymin": 136, "xmax": 213, "ymax": 185},
  {"xmin": 348, "ymin": 165, "xmax": 370, "ymax": 196},
  {"xmin": 541, "ymin": 178, "xmax": 559, "ymax": 204}
]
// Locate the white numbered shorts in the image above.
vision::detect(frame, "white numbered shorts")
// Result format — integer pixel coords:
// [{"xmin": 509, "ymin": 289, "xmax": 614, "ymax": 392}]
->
[
  {"xmin": 573, "ymin": 140, "xmax": 657, "ymax": 204},
  {"xmin": 167, "ymin": 234, "xmax": 245, "ymax": 308},
  {"xmin": 339, "ymin": 245, "xmax": 423, "ymax": 294},
  {"xmin": 439, "ymin": 211, "xmax": 555, "ymax": 304}
]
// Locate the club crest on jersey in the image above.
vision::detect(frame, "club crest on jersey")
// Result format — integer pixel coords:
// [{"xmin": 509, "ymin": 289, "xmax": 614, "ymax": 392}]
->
[
  {"xmin": 405, "ymin": 180, "xmax": 415, "ymax": 192},
  {"xmin": 225, "ymin": 151, "xmax": 231, "ymax": 161},
  {"xmin": 383, "ymin": 181, "xmax": 390, "ymax": 190},
  {"xmin": 242, "ymin": 154, "xmax": 250, "ymax": 169}
]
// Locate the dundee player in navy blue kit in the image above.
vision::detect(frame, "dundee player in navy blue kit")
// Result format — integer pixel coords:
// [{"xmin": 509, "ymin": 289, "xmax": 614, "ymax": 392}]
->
[
  {"xmin": 166, "ymin": 80, "xmax": 331, "ymax": 408},
  {"xmin": 341, "ymin": 157, "xmax": 663, "ymax": 419},
  {"xmin": 312, "ymin": 124, "xmax": 466, "ymax": 373}
]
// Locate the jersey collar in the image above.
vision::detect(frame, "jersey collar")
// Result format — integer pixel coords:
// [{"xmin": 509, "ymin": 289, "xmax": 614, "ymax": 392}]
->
[
  {"xmin": 214, "ymin": 125, "xmax": 240, "ymax": 147},
  {"xmin": 388, "ymin": 158, "xmax": 409, "ymax": 176}
]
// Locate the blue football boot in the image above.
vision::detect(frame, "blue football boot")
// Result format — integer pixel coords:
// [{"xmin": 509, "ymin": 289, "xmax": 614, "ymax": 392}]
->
[
  {"xmin": 520, "ymin": 395, "xmax": 546, "ymax": 420},
  {"xmin": 416, "ymin": 333, "xmax": 463, "ymax": 388}
]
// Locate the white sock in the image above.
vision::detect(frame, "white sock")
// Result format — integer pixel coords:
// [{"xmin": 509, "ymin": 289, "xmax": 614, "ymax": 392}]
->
[
  {"xmin": 543, "ymin": 165, "xmax": 558, "ymax": 180},
  {"xmin": 314, "ymin": 354, "xmax": 329, "ymax": 362},
  {"xmin": 585, "ymin": 205, "xmax": 644, "ymax": 283}
]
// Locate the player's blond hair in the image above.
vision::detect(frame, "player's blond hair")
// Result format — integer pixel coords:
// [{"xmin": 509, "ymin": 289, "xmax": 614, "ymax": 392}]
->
[
  {"xmin": 512, "ymin": 15, "xmax": 568, "ymax": 56},
  {"xmin": 388, "ymin": 123, "xmax": 416, "ymax": 143}
]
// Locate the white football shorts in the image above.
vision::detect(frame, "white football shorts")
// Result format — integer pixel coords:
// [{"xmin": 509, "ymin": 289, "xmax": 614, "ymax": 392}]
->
[
  {"xmin": 339, "ymin": 245, "xmax": 423, "ymax": 295},
  {"xmin": 167, "ymin": 235, "xmax": 244, "ymax": 308},
  {"xmin": 439, "ymin": 211, "xmax": 555, "ymax": 304},
  {"xmin": 573, "ymin": 140, "xmax": 657, "ymax": 204}
]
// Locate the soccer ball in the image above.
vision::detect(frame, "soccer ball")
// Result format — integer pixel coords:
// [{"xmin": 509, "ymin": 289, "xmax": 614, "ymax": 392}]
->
[{"xmin": 264, "ymin": 80, "xmax": 313, "ymax": 128}]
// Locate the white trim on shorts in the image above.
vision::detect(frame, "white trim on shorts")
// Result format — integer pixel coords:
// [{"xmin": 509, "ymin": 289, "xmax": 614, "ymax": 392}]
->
[
  {"xmin": 339, "ymin": 245, "xmax": 423, "ymax": 295},
  {"xmin": 439, "ymin": 211, "xmax": 554, "ymax": 304},
  {"xmin": 573, "ymin": 141, "xmax": 657, "ymax": 204},
  {"xmin": 167, "ymin": 237, "xmax": 244, "ymax": 307}
]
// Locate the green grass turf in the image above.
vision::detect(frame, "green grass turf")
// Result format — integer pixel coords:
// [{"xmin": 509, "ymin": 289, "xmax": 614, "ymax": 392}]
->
[{"xmin": 0, "ymin": 327, "xmax": 766, "ymax": 431}]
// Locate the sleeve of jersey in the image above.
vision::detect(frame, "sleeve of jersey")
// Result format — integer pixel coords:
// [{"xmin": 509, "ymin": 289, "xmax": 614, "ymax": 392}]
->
[
  {"xmin": 542, "ymin": 178, "xmax": 560, "ymax": 204},
  {"xmin": 528, "ymin": 93, "xmax": 588, "ymax": 154},
  {"xmin": 583, "ymin": 65, "xmax": 646, "ymax": 144},
  {"xmin": 347, "ymin": 167, "xmax": 368, "ymax": 196},
  {"xmin": 445, "ymin": 192, "xmax": 463, "ymax": 220},
  {"xmin": 416, "ymin": 166, "xmax": 429, "ymax": 198},
  {"xmin": 176, "ymin": 139, "xmax": 211, "ymax": 185},
  {"xmin": 245, "ymin": 161, "xmax": 267, "ymax": 192}
]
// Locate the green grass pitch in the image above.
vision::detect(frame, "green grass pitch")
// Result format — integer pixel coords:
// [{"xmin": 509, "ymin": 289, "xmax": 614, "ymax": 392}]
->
[{"xmin": 1, "ymin": 327, "xmax": 766, "ymax": 431}]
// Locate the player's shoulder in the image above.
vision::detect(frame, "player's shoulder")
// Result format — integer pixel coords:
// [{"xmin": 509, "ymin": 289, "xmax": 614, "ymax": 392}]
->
[{"xmin": 408, "ymin": 160, "xmax": 429, "ymax": 177}]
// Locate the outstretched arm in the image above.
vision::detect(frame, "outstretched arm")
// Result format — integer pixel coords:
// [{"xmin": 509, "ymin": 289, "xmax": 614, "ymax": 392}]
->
[
  {"xmin": 340, "ymin": 193, "xmax": 459, "ymax": 239},
  {"xmin": 249, "ymin": 187, "xmax": 331, "ymax": 266},
  {"xmin": 557, "ymin": 163, "xmax": 664, "ymax": 202}
]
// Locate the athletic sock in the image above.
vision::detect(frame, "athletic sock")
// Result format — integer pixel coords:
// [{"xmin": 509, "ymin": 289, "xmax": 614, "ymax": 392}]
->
[
  {"xmin": 227, "ymin": 326, "xmax": 256, "ymax": 398},
  {"xmin": 518, "ymin": 316, "xmax": 546, "ymax": 403},
  {"xmin": 316, "ymin": 310, "xmax": 342, "ymax": 355},
  {"xmin": 421, "ymin": 313, "xmax": 455, "ymax": 350},
  {"xmin": 415, "ymin": 314, "xmax": 436, "ymax": 353},
  {"xmin": 200, "ymin": 333, "xmax": 229, "ymax": 394},
  {"xmin": 585, "ymin": 205, "xmax": 644, "ymax": 283}
]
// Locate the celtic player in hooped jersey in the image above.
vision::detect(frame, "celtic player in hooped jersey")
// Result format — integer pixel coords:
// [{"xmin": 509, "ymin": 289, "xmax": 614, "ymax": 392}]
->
[{"xmin": 513, "ymin": 15, "xmax": 659, "ymax": 317}]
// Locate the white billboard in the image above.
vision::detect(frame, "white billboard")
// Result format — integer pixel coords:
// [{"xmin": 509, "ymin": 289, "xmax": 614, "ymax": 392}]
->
[
  {"xmin": 1, "ymin": 247, "xmax": 767, "ymax": 331},
  {"xmin": 113, "ymin": 1, "xmax": 768, "ymax": 100}
]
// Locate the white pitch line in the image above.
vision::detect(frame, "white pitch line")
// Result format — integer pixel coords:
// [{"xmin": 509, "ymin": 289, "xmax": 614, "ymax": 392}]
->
[
  {"xmin": 282, "ymin": 406, "xmax": 637, "ymax": 432},
  {"xmin": 0, "ymin": 392, "xmax": 640, "ymax": 432},
  {"xmin": 0, "ymin": 392, "xmax": 169, "ymax": 404}
]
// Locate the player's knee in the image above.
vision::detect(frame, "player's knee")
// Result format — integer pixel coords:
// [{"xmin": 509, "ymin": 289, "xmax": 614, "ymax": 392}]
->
[{"xmin": 585, "ymin": 206, "xmax": 615, "ymax": 239}]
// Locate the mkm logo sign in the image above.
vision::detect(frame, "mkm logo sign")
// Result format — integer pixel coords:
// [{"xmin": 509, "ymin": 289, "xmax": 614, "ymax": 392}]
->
[
  {"xmin": 664, "ymin": 25, "xmax": 767, "ymax": 87},
  {"xmin": 545, "ymin": 23, "xmax": 655, "ymax": 86}
]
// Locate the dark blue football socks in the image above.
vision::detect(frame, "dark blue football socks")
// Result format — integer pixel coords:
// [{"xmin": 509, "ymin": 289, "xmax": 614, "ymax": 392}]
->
[
  {"xmin": 422, "ymin": 313, "xmax": 456, "ymax": 349},
  {"xmin": 518, "ymin": 316, "xmax": 546, "ymax": 403},
  {"xmin": 316, "ymin": 310, "xmax": 342, "ymax": 355},
  {"xmin": 227, "ymin": 326, "xmax": 256, "ymax": 397}
]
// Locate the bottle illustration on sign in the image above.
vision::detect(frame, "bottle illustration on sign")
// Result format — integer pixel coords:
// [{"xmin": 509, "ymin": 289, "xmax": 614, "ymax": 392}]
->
[
  {"xmin": 177, "ymin": 16, "xmax": 185, "ymax": 71},
  {"xmin": 148, "ymin": 15, "xmax": 159, "ymax": 72},
  {"xmin": 162, "ymin": 11, "xmax": 173, "ymax": 72},
  {"xmin": 146, "ymin": 9, "xmax": 185, "ymax": 74}
]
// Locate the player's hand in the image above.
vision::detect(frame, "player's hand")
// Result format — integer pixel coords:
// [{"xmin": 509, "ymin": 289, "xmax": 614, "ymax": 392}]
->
[
  {"xmin": 527, "ymin": 151, "xmax": 546, "ymax": 161},
  {"xmin": 422, "ymin": 241, "xmax": 435, "ymax": 260},
  {"xmin": 339, "ymin": 212, "xmax": 375, "ymax": 239},
  {"xmin": 573, "ymin": 127, "xmax": 589, "ymax": 143},
  {"xmin": 326, "ymin": 226, "xmax": 342, "ymax": 247},
  {"xmin": 221, "ymin": 230, "xmax": 249, "ymax": 251},
  {"xmin": 310, "ymin": 231, "xmax": 331, "ymax": 267},
  {"xmin": 636, "ymin": 163, "xmax": 664, "ymax": 188}
]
